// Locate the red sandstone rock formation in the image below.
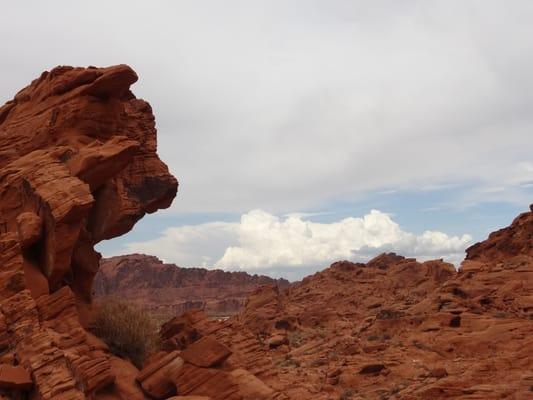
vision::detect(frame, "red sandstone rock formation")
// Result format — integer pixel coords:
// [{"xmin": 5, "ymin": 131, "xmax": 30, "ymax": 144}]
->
[
  {"xmin": 149, "ymin": 205, "xmax": 532, "ymax": 399},
  {"xmin": 142, "ymin": 309, "xmax": 285, "ymax": 400},
  {"xmin": 1, "ymin": 65, "xmax": 531, "ymax": 400},
  {"xmin": 465, "ymin": 203, "xmax": 533, "ymax": 263},
  {"xmin": 94, "ymin": 254, "xmax": 290, "ymax": 317},
  {"xmin": 0, "ymin": 65, "xmax": 177, "ymax": 399}
]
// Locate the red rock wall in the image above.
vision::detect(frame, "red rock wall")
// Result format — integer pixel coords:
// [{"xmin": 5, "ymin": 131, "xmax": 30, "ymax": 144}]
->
[{"xmin": 0, "ymin": 65, "xmax": 177, "ymax": 399}]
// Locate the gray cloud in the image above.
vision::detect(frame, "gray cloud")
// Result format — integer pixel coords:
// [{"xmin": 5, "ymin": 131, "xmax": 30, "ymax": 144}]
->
[{"xmin": 1, "ymin": 1, "xmax": 532, "ymax": 215}]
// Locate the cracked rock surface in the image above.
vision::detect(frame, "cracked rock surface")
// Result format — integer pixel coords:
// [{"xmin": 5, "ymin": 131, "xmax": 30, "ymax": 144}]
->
[{"xmin": 0, "ymin": 65, "xmax": 177, "ymax": 399}]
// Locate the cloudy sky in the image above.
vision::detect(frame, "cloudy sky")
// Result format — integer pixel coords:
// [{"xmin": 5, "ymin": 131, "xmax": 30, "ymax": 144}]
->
[{"xmin": 2, "ymin": 1, "xmax": 532, "ymax": 279}]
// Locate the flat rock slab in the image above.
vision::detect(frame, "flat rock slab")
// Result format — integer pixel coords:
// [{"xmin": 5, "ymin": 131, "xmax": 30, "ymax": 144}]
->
[
  {"xmin": 0, "ymin": 364, "xmax": 33, "ymax": 390},
  {"xmin": 181, "ymin": 336, "xmax": 232, "ymax": 368}
]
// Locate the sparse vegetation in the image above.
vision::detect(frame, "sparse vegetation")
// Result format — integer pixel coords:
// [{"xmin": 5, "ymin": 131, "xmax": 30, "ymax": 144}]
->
[{"xmin": 91, "ymin": 299, "xmax": 160, "ymax": 368}]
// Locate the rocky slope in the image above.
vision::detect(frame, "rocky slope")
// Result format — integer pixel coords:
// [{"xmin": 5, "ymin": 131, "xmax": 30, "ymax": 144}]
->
[
  {"xmin": 0, "ymin": 65, "xmax": 177, "ymax": 399},
  {"xmin": 148, "ymin": 204, "xmax": 532, "ymax": 399},
  {"xmin": 94, "ymin": 254, "xmax": 290, "ymax": 317},
  {"xmin": 465, "ymin": 204, "xmax": 533, "ymax": 263}
]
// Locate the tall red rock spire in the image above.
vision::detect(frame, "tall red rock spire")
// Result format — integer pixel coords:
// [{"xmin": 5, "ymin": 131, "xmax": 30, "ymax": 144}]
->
[{"xmin": 0, "ymin": 65, "xmax": 177, "ymax": 399}]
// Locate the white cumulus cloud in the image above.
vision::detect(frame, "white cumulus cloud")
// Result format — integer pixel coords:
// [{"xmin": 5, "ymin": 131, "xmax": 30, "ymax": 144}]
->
[{"xmin": 113, "ymin": 209, "xmax": 472, "ymax": 277}]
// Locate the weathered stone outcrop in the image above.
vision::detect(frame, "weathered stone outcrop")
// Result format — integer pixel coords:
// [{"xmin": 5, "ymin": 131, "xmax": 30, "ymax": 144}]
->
[
  {"xmin": 94, "ymin": 254, "xmax": 290, "ymax": 317},
  {"xmin": 219, "ymin": 207, "xmax": 531, "ymax": 399},
  {"xmin": 465, "ymin": 203, "xmax": 533, "ymax": 262},
  {"xmin": 0, "ymin": 65, "xmax": 177, "ymax": 399},
  {"xmin": 1, "ymin": 65, "xmax": 531, "ymax": 400},
  {"xmin": 142, "ymin": 310, "xmax": 284, "ymax": 400},
  {"xmin": 146, "ymin": 205, "xmax": 532, "ymax": 399}
]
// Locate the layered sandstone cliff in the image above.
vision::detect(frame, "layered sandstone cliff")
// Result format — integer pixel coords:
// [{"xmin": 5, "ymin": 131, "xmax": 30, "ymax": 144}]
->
[
  {"xmin": 94, "ymin": 254, "xmax": 290, "ymax": 317},
  {"xmin": 0, "ymin": 65, "xmax": 177, "ymax": 399}
]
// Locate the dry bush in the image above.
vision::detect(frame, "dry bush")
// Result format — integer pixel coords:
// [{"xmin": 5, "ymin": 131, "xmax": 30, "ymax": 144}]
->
[{"xmin": 91, "ymin": 299, "xmax": 160, "ymax": 368}]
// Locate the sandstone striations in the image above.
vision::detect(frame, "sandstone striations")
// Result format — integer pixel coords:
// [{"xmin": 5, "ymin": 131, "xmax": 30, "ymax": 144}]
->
[
  {"xmin": 1, "ymin": 65, "xmax": 531, "ymax": 400},
  {"xmin": 94, "ymin": 254, "xmax": 290, "ymax": 317},
  {"xmin": 465, "ymin": 203, "xmax": 533, "ymax": 263},
  {"xmin": 143, "ymin": 205, "xmax": 532, "ymax": 399},
  {"xmin": 0, "ymin": 65, "xmax": 177, "ymax": 399}
]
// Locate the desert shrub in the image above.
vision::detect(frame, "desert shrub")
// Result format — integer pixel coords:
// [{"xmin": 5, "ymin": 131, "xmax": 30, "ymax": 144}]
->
[{"xmin": 91, "ymin": 299, "xmax": 160, "ymax": 368}]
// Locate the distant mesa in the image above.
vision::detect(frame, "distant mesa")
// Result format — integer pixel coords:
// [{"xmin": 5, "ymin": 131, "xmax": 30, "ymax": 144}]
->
[{"xmin": 94, "ymin": 254, "xmax": 290, "ymax": 318}]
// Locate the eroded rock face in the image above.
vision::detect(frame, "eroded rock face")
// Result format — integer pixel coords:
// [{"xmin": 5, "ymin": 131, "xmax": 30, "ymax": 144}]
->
[
  {"xmin": 465, "ymin": 204, "xmax": 533, "ymax": 262},
  {"xmin": 149, "ymin": 205, "xmax": 532, "ymax": 399},
  {"xmin": 1, "ymin": 65, "xmax": 531, "ymax": 400},
  {"xmin": 144, "ymin": 309, "xmax": 282, "ymax": 400},
  {"xmin": 0, "ymin": 65, "xmax": 177, "ymax": 399},
  {"xmin": 94, "ymin": 254, "xmax": 290, "ymax": 317}
]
